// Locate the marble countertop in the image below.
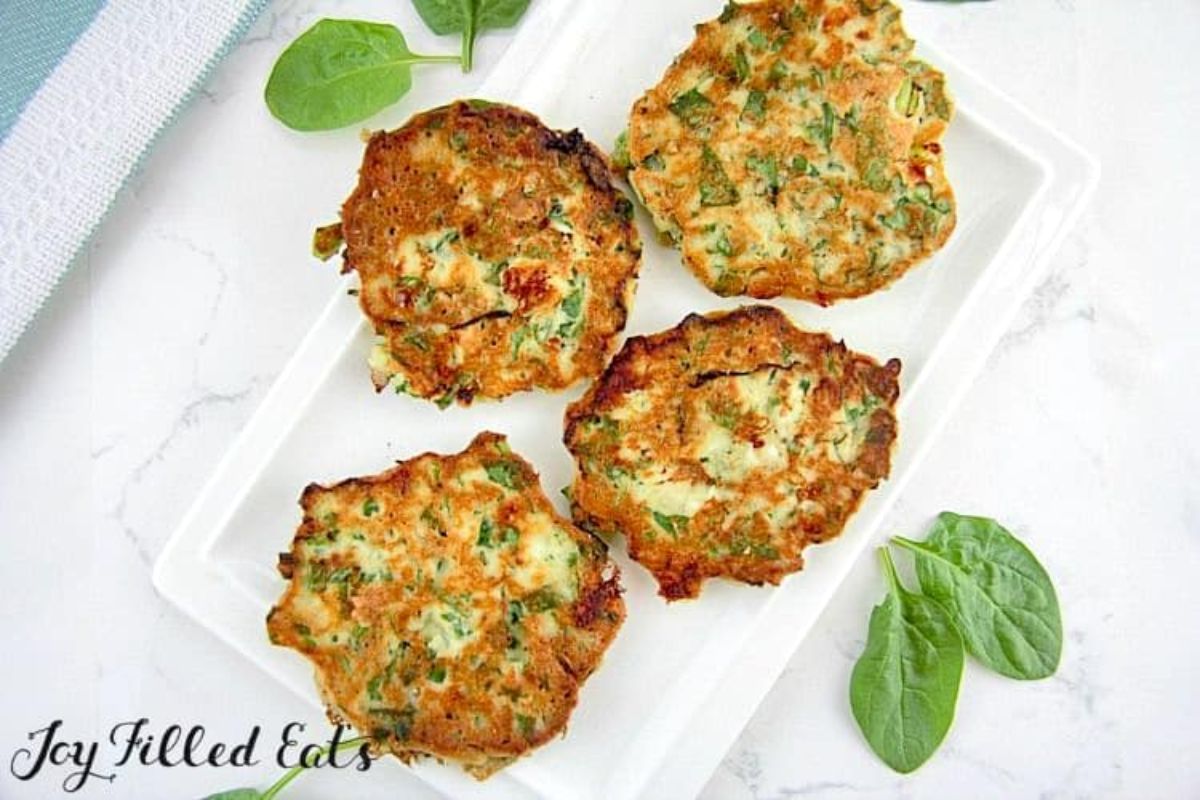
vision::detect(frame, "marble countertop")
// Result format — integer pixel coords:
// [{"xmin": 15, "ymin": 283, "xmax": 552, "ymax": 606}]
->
[{"xmin": 2, "ymin": 1, "xmax": 1197, "ymax": 798}]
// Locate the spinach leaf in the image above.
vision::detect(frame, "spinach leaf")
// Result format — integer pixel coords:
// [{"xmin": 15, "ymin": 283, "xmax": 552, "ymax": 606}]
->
[
  {"xmin": 203, "ymin": 792, "xmax": 262, "ymax": 800},
  {"xmin": 265, "ymin": 19, "xmax": 459, "ymax": 131},
  {"xmin": 893, "ymin": 512, "xmax": 1062, "ymax": 680},
  {"xmin": 411, "ymin": 0, "xmax": 532, "ymax": 72},
  {"xmin": 850, "ymin": 548, "xmax": 963, "ymax": 774}
]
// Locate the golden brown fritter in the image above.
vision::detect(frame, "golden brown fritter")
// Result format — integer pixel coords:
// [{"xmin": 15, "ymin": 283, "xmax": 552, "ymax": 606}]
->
[
  {"xmin": 267, "ymin": 433, "xmax": 625, "ymax": 778},
  {"xmin": 563, "ymin": 306, "xmax": 900, "ymax": 600},
  {"xmin": 326, "ymin": 100, "xmax": 641, "ymax": 406},
  {"xmin": 625, "ymin": 0, "xmax": 954, "ymax": 304}
]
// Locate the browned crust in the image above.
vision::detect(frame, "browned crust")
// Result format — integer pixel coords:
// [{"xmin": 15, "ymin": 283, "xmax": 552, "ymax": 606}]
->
[
  {"xmin": 267, "ymin": 432, "xmax": 625, "ymax": 776},
  {"xmin": 563, "ymin": 306, "xmax": 901, "ymax": 600},
  {"xmin": 335, "ymin": 101, "xmax": 642, "ymax": 405},
  {"xmin": 626, "ymin": 0, "xmax": 955, "ymax": 305}
]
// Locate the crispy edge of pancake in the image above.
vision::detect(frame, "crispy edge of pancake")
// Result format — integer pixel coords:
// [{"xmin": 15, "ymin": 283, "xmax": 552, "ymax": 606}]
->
[
  {"xmin": 625, "ymin": 0, "xmax": 955, "ymax": 304},
  {"xmin": 563, "ymin": 305, "xmax": 901, "ymax": 599},
  {"xmin": 333, "ymin": 100, "xmax": 642, "ymax": 405},
  {"xmin": 266, "ymin": 432, "xmax": 626, "ymax": 776}
]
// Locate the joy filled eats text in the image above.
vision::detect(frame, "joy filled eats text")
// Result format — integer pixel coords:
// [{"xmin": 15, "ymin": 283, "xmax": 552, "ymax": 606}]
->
[{"xmin": 8, "ymin": 719, "xmax": 371, "ymax": 793}]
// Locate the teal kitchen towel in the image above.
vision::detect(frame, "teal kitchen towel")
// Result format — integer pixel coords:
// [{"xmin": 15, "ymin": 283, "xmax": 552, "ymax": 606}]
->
[
  {"xmin": 0, "ymin": 1, "xmax": 107, "ymax": 140},
  {"xmin": 0, "ymin": 0, "xmax": 269, "ymax": 363}
]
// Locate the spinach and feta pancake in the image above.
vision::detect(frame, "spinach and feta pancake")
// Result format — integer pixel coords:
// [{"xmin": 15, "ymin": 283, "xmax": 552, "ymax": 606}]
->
[
  {"xmin": 563, "ymin": 306, "xmax": 900, "ymax": 600},
  {"xmin": 624, "ymin": 0, "xmax": 955, "ymax": 304},
  {"xmin": 325, "ymin": 100, "xmax": 642, "ymax": 406},
  {"xmin": 267, "ymin": 433, "xmax": 625, "ymax": 778}
]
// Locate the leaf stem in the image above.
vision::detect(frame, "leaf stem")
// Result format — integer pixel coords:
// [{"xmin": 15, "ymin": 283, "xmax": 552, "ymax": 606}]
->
[
  {"xmin": 890, "ymin": 535, "xmax": 923, "ymax": 554},
  {"xmin": 878, "ymin": 546, "xmax": 901, "ymax": 594},
  {"xmin": 461, "ymin": 21, "xmax": 476, "ymax": 72},
  {"xmin": 260, "ymin": 737, "xmax": 368, "ymax": 800},
  {"xmin": 410, "ymin": 53, "xmax": 464, "ymax": 65}
]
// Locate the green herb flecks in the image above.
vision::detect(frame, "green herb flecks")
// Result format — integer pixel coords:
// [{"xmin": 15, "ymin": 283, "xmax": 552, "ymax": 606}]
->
[
  {"xmin": 669, "ymin": 88, "xmax": 715, "ymax": 129},
  {"xmin": 807, "ymin": 101, "xmax": 836, "ymax": 153},
  {"xmin": 699, "ymin": 146, "xmax": 740, "ymax": 207},
  {"xmin": 742, "ymin": 89, "xmax": 767, "ymax": 123},
  {"xmin": 652, "ymin": 511, "xmax": 690, "ymax": 538},
  {"xmin": 747, "ymin": 153, "xmax": 781, "ymax": 196},
  {"xmin": 641, "ymin": 152, "xmax": 666, "ymax": 171},
  {"xmin": 612, "ymin": 130, "xmax": 632, "ymax": 171},
  {"xmin": 312, "ymin": 223, "xmax": 344, "ymax": 261},
  {"xmin": 524, "ymin": 586, "xmax": 562, "ymax": 613},
  {"xmin": 548, "ymin": 198, "xmax": 574, "ymax": 234},
  {"xmin": 732, "ymin": 46, "xmax": 750, "ymax": 83},
  {"xmin": 484, "ymin": 460, "xmax": 526, "ymax": 490}
]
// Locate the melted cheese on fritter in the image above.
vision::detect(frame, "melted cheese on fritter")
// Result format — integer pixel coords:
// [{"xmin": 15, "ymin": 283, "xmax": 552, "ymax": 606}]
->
[
  {"xmin": 336, "ymin": 101, "xmax": 642, "ymax": 406},
  {"xmin": 626, "ymin": 0, "xmax": 955, "ymax": 304},
  {"xmin": 563, "ymin": 306, "xmax": 900, "ymax": 600},
  {"xmin": 267, "ymin": 433, "xmax": 624, "ymax": 778}
]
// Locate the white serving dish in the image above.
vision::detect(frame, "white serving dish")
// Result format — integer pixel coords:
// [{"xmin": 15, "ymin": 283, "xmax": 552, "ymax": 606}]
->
[{"xmin": 154, "ymin": 1, "xmax": 1098, "ymax": 798}]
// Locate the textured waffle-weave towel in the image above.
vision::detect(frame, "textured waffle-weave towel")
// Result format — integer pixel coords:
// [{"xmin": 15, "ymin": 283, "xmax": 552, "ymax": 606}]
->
[{"xmin": 0, "ymin": 0, "xmax": 268, "ymax": 363}]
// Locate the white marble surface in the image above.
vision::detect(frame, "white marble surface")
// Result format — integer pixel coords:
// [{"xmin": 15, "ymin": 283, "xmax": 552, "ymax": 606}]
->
[{"xmin": 1, "ymin": 1, "xmax": 1197, "ymax": 798}]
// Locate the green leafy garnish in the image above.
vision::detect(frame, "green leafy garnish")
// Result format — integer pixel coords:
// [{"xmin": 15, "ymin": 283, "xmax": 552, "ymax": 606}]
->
[
  {"xmin": 264, "ymin": 19, "xmax": 460, "ymax": 131},
  {"xmin": 851, "ymin": 514, "xmax": 1062, "ymax": 773},
  {"xmin": 411, "ymin": 0, "xmax": 532, "ymax": 72},
  {"xmin": 850, "ymin": 548, "xmax": 964, "ymax": 774},
  {"xmin": 893, "ymin": 513, "xmax": 1062, "ymax": 680},
  {"xmin": 362, "ymin": 498, "xmax": 380, "ymax": 517},
  {"xmin": 203, "ymin": 736, "xmax": 368, "ymax": 800}
]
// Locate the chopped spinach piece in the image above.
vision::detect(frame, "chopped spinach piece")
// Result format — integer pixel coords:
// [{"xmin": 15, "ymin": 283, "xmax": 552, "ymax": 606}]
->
[
  {"xmin": 668, "ymin": 88, "xmax": 714, "ymax": 128},
  {"xmin": 742, "ymin": 89, "xmax": 767, "ymax": 122},
  {"xmin": 641, "ymin": 152, "xmax": 666, "ymax": 171},
  {"xmin": 747, "ymin": 153, "xmax": 781, "ymax": 194},
  {"xmin": 484, "ymin": 460, "xmax": 525, "ymax": 490},
  {"xmin": 652, "ymin": 511, "xmax": 690, "ymax": 537},
  {"xmin": 699, "ymin": 146, "xmax": 740, "ymax": 207},
  {"xmin": 732, "ymin": 46, "xmax": 750, "ymax": 82}
]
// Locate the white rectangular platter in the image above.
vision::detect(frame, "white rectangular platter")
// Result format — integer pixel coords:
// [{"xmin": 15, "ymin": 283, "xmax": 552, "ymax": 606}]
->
[{"xmin": 154, "ymin": 1, "xmax": 1098, "ymax": 798}]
